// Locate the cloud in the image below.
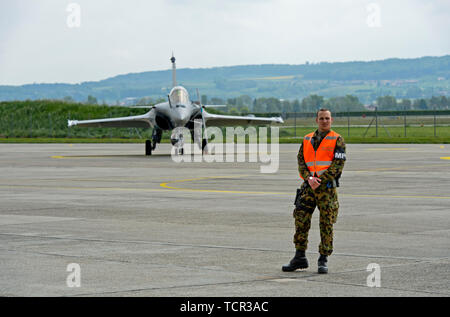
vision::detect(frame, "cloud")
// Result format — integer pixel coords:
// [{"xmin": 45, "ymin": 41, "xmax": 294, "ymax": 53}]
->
[{"xmin": 0, "ymin": 0, "xmax": 449, "ymax": 85}]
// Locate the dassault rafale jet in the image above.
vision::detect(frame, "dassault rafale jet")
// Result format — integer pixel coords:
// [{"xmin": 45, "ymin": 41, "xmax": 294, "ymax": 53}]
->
[{"xmin": 68, "ymin": 55, "xmax": 284, "ymax": 155}]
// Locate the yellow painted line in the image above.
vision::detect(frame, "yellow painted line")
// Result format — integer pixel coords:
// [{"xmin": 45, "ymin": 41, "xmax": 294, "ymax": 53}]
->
[
  {"xmin": 51, "ymin": 155, "xmax": 119, "ymax": 159},
  {"xmin": 2, "ymin": 181, "xmax": 449, "ymax": 200},
  {"xmin": 0, "ymin": 185, "xmax": 168, "ymax": 192},
  {"xmin": 50, "ymin": 152, "xmax": 287, "ymax": 159},
  {"xmin": 159, "ymin": 176, "xmax": 450, "ymax": 199},
  {"xmin": 51, "ymin": 155, "xmax": 120, "ymax": 159},
  {"xmin": 3, "ymin": 183, "xmax": 449, "ymax": 199},
  {"xmin": 342, "ymin": 194, "xmax": 450, "ymax": 200},
  {"xmin": 366, "ymin": 148, "xmax": 410, "ymax": 151},
  {"xmin": 161, "ymin": 175, "xmax": 249, "ymax": 184},
  {"xmin": 160, "ymin": 175, "xmax": 287, "ymax": 195},
  {"xmin": 356, "ymin": 163, "xmax": 450, "ymax": 173},
  {"xmin": 440, "ymin": 157, "xmax": 450, "ymax": 160}
]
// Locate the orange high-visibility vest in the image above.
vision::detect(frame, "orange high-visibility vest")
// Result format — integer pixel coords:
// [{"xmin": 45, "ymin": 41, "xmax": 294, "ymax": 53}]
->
[{"xmin": 300, "ymin": 130, "xmax": 340, "ymax": 179}]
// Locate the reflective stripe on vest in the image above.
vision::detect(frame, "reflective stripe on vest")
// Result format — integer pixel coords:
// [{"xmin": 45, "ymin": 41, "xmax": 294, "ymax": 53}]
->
[
  {"xmin": 306, "ymin": 161, "xmax": 332, "ymax": 167},
  {"xmin": 300, "ymin": 130, "xmax": 340, "ymax": 179}
]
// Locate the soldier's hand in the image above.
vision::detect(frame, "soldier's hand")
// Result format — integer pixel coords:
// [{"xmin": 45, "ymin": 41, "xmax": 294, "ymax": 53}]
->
[{"xmin": 308, "ymin": 177, "xmax": 321, "ymax": 190}]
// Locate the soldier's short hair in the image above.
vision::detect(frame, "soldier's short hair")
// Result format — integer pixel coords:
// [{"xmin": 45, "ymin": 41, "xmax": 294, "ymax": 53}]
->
[{"xmin": 316, "ymin": 108, "xmax": 332, "ymax": 118}]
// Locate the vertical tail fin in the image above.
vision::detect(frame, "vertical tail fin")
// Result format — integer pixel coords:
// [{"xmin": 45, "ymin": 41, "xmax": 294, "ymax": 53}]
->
[{"xmin": 170, "ymin": 53, "xmax": 177, "ymax": 87}]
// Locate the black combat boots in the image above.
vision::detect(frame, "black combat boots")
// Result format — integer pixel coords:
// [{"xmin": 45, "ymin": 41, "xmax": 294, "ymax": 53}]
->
[
  {"xmin": 282, "ymin": 249, "xmax": 308, "ymax": 272},
  {"xmin": 318, "ymin": 254, "xmax": 328, "ymax": 274}
]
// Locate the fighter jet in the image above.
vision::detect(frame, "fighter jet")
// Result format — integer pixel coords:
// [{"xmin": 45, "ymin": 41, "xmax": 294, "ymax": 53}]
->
[{"xmin": 68, "ymin": 55, "xmax": 284, "ymax": 155}]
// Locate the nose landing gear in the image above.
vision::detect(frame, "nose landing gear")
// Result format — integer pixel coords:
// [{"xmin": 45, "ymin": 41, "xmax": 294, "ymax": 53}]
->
[{"xmin": 171, "ymin": 130, "xmax": 185, "ymax": 155}]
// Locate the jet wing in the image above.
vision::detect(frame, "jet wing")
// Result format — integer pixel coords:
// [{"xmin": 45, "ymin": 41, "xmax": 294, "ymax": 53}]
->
[
  {"xmin": 68, "ymin": 110, "xmax": 154, "ymax": 128},
  {"xmin": 202, "ymin": 110, "xmax": 283, "ymax": 127}
]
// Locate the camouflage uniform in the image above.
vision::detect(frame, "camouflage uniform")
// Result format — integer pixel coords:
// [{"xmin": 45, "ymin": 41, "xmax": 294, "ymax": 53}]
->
[{"xmin": 293, "ymin": 129, "xmax": 346, "ymax": 256}]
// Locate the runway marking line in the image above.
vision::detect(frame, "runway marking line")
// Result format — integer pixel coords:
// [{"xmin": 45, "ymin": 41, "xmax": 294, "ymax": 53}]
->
[
  {"xmin": 160, "ymin": 175, "xmax": 287, "ymax": 195},
  {"xmin": 159, "ymin": 176, "xmax": 450, "ymax": 199},
  {"xmin": 51, "ymin": 155, "xmax": 140, "ymax": 159},
  {"xmin": 366, "ymin": 148, "xmax": 411, "ymax": 151},
  {"xmin": 355, "ymin": 163, "xmax": 450, "ymax": 172},
  {"xmin": 1, "ymin": 182, "xmax": 449, "ymax": 199},
  {"xmin": 3, "ymin": 182, "xmax": 449, "ymax": 199},
  {"xmin": 0, "ymin": 184, "xmax": 168, "ymax": 192},
  {"xmin": 342, "ymin": 194, "xmax": 450, "ymax": 200},
  {"xmin": 51, "ymin": 152, "xmax": 287, "ymax": 159}
]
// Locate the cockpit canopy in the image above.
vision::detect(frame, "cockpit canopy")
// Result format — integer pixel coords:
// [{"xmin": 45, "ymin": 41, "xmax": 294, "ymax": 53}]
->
[{"xmin": 169, "ymin": 86, "xmax": 190, "ymax": 105}]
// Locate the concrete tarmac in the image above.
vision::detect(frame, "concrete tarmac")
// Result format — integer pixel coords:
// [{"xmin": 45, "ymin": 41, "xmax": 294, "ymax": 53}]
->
[{"xmin": 0, "ymin": 143, "xmax": 449, "ymax": 296}]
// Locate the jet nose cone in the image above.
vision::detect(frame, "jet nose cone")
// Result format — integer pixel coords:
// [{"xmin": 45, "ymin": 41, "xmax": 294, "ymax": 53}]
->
[{"xmin": 172, "ymin": 107, "xmax": 190, "ymax": 127}]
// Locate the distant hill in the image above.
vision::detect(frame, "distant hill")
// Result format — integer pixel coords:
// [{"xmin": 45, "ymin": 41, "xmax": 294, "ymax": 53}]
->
[{"xmin": 1, "ymin": 55, "xmax": 449, "ymax": 104}]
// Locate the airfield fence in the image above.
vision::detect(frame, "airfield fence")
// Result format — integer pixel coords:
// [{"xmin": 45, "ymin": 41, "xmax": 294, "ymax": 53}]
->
[
  {"xmin": 0, "ymin": 109, "xmax": 449, "ymax": 139},
  {"xmin": 280, "ymin": 109, "xmax": 450, "ymax": 139}
]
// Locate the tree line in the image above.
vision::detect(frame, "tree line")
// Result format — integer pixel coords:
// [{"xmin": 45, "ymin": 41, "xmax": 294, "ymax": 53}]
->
[
  {"xmin": 375, "ymin": 95, "xmax": 450, "ymax": 111},
  {"xmin": 79, "ymin": 93, "xmax": 450, "ymax": 114},
  {"xmin": 199, "ymin": 94, "xmax": 450, "ymax": 114},
  {"xmin": 1, "ymin": 99, "xmax": 449, "ymax": 139}
]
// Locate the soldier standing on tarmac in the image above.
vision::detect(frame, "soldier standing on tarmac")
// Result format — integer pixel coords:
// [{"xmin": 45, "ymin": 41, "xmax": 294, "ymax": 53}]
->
[{"xmin": 282, "ymin": 109, "xmax": 346, "ymax": 274}]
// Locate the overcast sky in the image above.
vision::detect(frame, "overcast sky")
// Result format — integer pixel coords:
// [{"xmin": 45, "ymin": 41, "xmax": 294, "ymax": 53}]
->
[{"xmin": 1, "ymin": 0, "xmax": 449, "ymax": 85}]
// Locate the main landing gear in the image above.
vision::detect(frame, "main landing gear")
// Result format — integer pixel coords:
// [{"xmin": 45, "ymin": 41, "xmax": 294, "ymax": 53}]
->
[
  {"xmin": 145, "ymin": 128, "xmax": 162, "ymax": 156},
  {"xmin": 145, "ymin": 128, "xmax": 207, "ymax": 156},
  {"xmin": 145, "ymin": 140, "xmax": 153, "ymax": 156}
]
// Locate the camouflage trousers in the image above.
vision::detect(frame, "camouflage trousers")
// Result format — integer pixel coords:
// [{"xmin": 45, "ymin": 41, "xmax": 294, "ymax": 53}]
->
[{"xmin": 293, "ymin": 184, "xmax": 339, "ymax": 256}]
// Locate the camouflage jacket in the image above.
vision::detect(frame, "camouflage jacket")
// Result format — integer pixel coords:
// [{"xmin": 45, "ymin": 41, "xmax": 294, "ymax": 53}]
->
[{"xmin": 297, "ymin": 129, "xmax": 346, "ymax": 183}]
